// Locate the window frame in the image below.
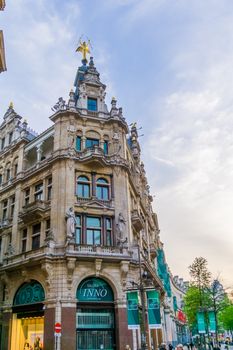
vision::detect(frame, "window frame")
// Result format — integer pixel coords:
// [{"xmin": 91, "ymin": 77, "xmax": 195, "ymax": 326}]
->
[
  {"xmin": 47, "ymin": 177, "xmax": 52, "ymax": 200},
  {"xmin": 76, "ymin": 136, "xmax": 82, "ymax": 151},
  {"xmin": 96, "ymin": 178, "xmax": 110, "ymax": 201},
  {"xmin": 85, "ymin": 138, "xmax": 99, "ymax": 149},
  {"xmin": 75, "ymin": 214, "xmax": 113, "ymax": 246},
  {"xmin": 87, "ymin": 97, "xmax": 97, "ymax": 111},
  {"xmin": 21, "ymin": 228, "xmax": 27, "ymax": 253},
  {"xmin": 2, "ymin": 200, "xmax": 8, "ymax": 221},
  {"xmin": 77, "ymin": 176, "xmax": 91, "ymax": 198},
  {"xmin": 32, "ymin": 223, "xmax": 41, "ymax": 250},
  {"xmin": 10, "ymin": 195, "xmax": 15, "ymax": 218},
  {"xmin": 8, "ymin": 132, "xmax": 13, "ymax": 145},
  {"xmin": 34, "ymin": 182, "xmax": 43, "ymax": 201},
  {"xmin": 24, "ymin": 188, "xmax": 30, "ymax": 206}
]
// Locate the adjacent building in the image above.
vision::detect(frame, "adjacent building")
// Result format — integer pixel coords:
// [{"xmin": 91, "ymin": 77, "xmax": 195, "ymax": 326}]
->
[
  {"xmin": 0, "ymin": 0, "xmax": 6, "ymax": 73},
  {"xmin": 157, "ymin": 246, "xmax": 189, "ymax": 347}
]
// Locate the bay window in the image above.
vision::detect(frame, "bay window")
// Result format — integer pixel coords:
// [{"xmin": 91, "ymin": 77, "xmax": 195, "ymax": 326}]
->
[{"xmin": 75, "ymin": 215, "xmax": 113, "ymax": 246}]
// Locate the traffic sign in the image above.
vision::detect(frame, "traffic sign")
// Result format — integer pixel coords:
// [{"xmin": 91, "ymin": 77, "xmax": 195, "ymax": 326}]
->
[{"xmin": 54, "ymin": 322, "xmax": 62, "ymax": 333}]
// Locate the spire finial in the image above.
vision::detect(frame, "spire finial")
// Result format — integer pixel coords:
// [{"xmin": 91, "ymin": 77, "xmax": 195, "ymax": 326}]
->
[
  {"xmin": 9, "ymin": 101, "xmax": 14, "ymax": 109},
  {"xmin": 76, "ymin": 39, "xmax": 91, "ymax": 61}
]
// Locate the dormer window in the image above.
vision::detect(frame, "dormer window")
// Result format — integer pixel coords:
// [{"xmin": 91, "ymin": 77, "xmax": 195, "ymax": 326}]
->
[
  {"xmin": 87, "ymin": 97, "xmax": 97, "ymax": 111},
  {"xmin": 8, "ymin": 132, "xmax": 13, "ymax": 145}
]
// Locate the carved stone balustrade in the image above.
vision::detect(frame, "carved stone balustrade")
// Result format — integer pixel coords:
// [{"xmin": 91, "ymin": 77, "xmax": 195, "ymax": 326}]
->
[
  {"xmin": 19, "ymin": 200, "xmax": 50, "ymax": 223},
  {"xmin": 131, "ymin": 209, "xmax": 144, "ymax": 231}
]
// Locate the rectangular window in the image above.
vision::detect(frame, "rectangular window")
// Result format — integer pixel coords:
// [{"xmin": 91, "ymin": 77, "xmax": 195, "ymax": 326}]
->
[
  {"xmin": 76, "ymin": 136, "xmax": 82, "ymax": 151},
  {"xmin": 22, "ymin": 228, "xmax": 27, "ymax": 253},
  {"xmin": 32, "ymin": 223, "xmax": 41, "ymax": 250},
  {"xmin": 86, "ymin": 216, "xmax": 101, "ymax": 245},
  {"xmin": 87, "ymin": 97, "xmax": 97, "ymax": 111},
  {"xmin": 45, "ymin": 219, "xmax": 51, "ymax": 237},
  {"xmin": 106, "ymin": 218, "xmax": 112, "ymax": 246},
  {"xmin": 34, "ymin": 183, "xmax": 43, "ymax": 201},
  {"xmin": 75, "ymin": 215, "xmax": 82, "ymax": 244},
  {"xmin": 47, "ymin": 177, "xmax": 52, "ymax": 200},
  {"xmin": 1, "ymin": 137, "xmax": 5, "ymax": 150},
  {"xmin": 24, "ymin": 188, "xmax": 30, "ymax": 206},
  {"xmin": 6, "ymin": 168, "xmax": 10, "ymax": 181},
  {"xmin": 2, "ymin": 200, "xmax": 8, "ymax": 221},
  {"xmin": 14, "ymin": 163, "xmax": 18, "ymax": 177},
  {"xmin": 0, "ymin": 174, "xmax": 2, "ymax": 185},
  {"xmin": 104, "ymin": 141, "xmax": 109, "ymax": 155},
  {"xmin": 8, "ymin": 132, "xmax": 13, "ymax": 144},
  {"xmin": 86, "ymin": 138, "xmax": 99, "ymax": 149},
  {"xmin": 10, "ymin": 195, "xmax": 15, "ymax": 217}
]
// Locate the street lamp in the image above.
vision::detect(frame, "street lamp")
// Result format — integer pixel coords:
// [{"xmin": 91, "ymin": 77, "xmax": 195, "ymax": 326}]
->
[{"xmin": 130, "ymin": 245, "xmax": 149, "ymax": 350}]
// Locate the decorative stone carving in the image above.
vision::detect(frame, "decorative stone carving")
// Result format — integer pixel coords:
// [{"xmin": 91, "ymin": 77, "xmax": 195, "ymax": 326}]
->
[
  {"xmin": 95, "ymin": 258, "xmax": 102, "ymax": 276},
  {"xmin": 120, "ymin": 261, "xmax": 129, "ymax": 287},
  {"xmin": 65, "ymin": 207, "xmax": 76, "ymax": 242},
  {"xmin": 5, "ymin": 242, "xmax": 15, "ymax": 256},
  {"xmin": 41, "ymin": 262, "xmax": 53, "ymax": 288},
  {"xmin": 67, "ymin": 258, "xmax": 76, "ymax": 287},
  {"xmin": 51, "ymin": 97, "xmax": 66, "ymax": 112}
]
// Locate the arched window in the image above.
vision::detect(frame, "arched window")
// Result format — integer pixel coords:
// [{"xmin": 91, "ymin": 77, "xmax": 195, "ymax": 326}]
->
[
  {"xmin": 77, "ymin": 176, "xmax": 90, "ymax": 198},
  {"xmin": 96, "ymin": 178, "xmax": 109, "ymax": 200}
]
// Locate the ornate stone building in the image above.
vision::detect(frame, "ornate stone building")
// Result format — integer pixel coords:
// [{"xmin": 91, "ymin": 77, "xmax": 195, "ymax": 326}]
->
[
  {"xmin": 0, "ymin": 0, "xmax": 6, "ymax": 73},
  {"xmin": 0, "ymin": 52, "xmax": 166, "ymax": 350}
]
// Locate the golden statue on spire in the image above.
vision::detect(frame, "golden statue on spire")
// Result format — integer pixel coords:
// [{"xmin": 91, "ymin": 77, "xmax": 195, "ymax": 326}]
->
[{"xmin": 76, "ymin": 39, "xmax": 91, "ymax": 60}]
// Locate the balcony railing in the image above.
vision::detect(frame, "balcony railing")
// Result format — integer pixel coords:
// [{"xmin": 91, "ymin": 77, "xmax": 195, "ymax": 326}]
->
[
  {"xmin": 19, "ymin": 200, "xmax": 50, "ymax": 222},
  {"xmin": 0, "ymin": 218, "xmax": 12, "ymax": 230},
  {"xmin": 131, "ymin": 209, "xmax": 144, "ymax": 231},
  {"xmin": 72, "ymin": 244, "xmax": 131, "ymax": 258}
]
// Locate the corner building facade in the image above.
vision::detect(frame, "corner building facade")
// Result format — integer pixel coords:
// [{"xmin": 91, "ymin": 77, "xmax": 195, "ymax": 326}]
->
[{"xmin": 0, "ymin": 56, "xmax": 165, "ymax": 350}]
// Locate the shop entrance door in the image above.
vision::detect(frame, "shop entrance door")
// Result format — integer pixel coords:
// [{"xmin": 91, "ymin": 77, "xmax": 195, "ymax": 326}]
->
[
  {"xmin": 76, "ymin": 308, "xmax": 115, "ymax": 350},
  {"xmin": 77, "ymin": 329, "xmax": 114, "ymax": 350}
]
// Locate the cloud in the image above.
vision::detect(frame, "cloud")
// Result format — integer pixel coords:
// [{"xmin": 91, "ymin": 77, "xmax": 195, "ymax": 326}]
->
[{"xmin": 141, "ymin": 3, "xmax": 233, "ymax": 285}]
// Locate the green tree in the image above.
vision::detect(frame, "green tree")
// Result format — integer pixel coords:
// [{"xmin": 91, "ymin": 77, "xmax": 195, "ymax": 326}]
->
[
  {"xmin": 219, "ymin": 304, "xmax": 233, "ymax": 332},
  {"xmin": 184, "ymin": 286, "xmax": 211, "ymax": 330},
  {"xmin": 189, "ymin": 257, "xmax": 211, "ymax": 291}
]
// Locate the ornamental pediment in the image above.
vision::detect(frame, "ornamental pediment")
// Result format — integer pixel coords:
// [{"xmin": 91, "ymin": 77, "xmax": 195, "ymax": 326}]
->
[{"xmin": 76, "ymin": 198, "xmax": 113, "ymax": 209}]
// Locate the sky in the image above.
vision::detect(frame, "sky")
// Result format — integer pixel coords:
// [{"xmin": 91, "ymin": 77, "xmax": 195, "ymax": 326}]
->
[{"xmin": 0, "ymin": 0, "xmax": 233, "ymax": 288}]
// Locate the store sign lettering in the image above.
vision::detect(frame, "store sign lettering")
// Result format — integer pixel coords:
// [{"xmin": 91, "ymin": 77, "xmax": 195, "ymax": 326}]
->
[
  {"xmin": 77, "ymin": 278, "xmax": 114, "ymax": 302},
  {"xmin": 82, "ymin": 288, "xmax": 108, "ymax": 298}
]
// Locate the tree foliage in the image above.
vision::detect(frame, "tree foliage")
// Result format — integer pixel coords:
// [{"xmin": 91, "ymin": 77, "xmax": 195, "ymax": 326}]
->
[
  {"xmin": 184, "ymin": 286, "xmax": 211, "ymax": 330},
  {"xmin": 185, "ymin": 257, "xmax": 230, "ymax": 335},
  {"xmin": 219, "ymin": 304, "xmax": 233, "ymax": 331},
  {"xmin": 189, "ymin": 257, "xmax": 211, "ymax": 289}
]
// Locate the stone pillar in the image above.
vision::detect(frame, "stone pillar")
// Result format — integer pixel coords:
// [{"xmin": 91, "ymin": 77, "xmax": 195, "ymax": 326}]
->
[
  {"xmin": 115, "ymin": 304, "xmax": 133, "ymax": 350},
  {"xmin": 36, "ymin": 142, "xmax": 43, "ymax": 162},
  {"xmin": 44, "ymin": 306, "xmax": 55, "ymax": 350},
  {"xmin": 61, "ymin": 305, "xmax": 76, "ymax": 349},
  {"xmin": 81, "ymin": 136, "xmax": 86, "ymax": 150},
  {"xmin": 1, "ymin": 310, "xmax": 11, "ymax": 350}
]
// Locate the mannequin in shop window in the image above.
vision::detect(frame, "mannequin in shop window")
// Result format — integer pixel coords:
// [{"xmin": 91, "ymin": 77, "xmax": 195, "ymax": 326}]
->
[
  {"xmin": 23, "ymin": 340, "xmax": 30, "ymax": 350},
  {"xmin": 34, "ymin": 337, "xmax": 42, "ymax": 350}
]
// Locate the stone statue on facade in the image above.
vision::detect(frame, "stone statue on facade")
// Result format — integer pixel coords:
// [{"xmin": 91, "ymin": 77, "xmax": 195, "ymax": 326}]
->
[
  {"xmin": 66, "ymin": 207, "xmax": 76, "ymax": 241},
  {"xmin": 116, "ymin": 212, "xmax": 128, "ymax": 248},
  {"xmin": 52, "ymin": 97, "xmax": 66, "ymax": 112},
  {"xmin": 118, "ymin": 212, "xmax": 126, "ymax": 234}
]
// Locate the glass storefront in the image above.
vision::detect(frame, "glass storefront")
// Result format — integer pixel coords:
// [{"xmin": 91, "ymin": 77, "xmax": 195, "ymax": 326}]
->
[
  {"xmin": 10, "ymin": 315, "xmax": 44, "ymax": 350},
  {"xmin": 76, "ymin": 278, "xmax": 115, "ymax": 350},
  {"xmin": 10, "ymin": 281, "xmax": 45, "ymax": 350},
  {"xmin": 77, "ymin": 308, "xmax": 114, "ymax": 350}
]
